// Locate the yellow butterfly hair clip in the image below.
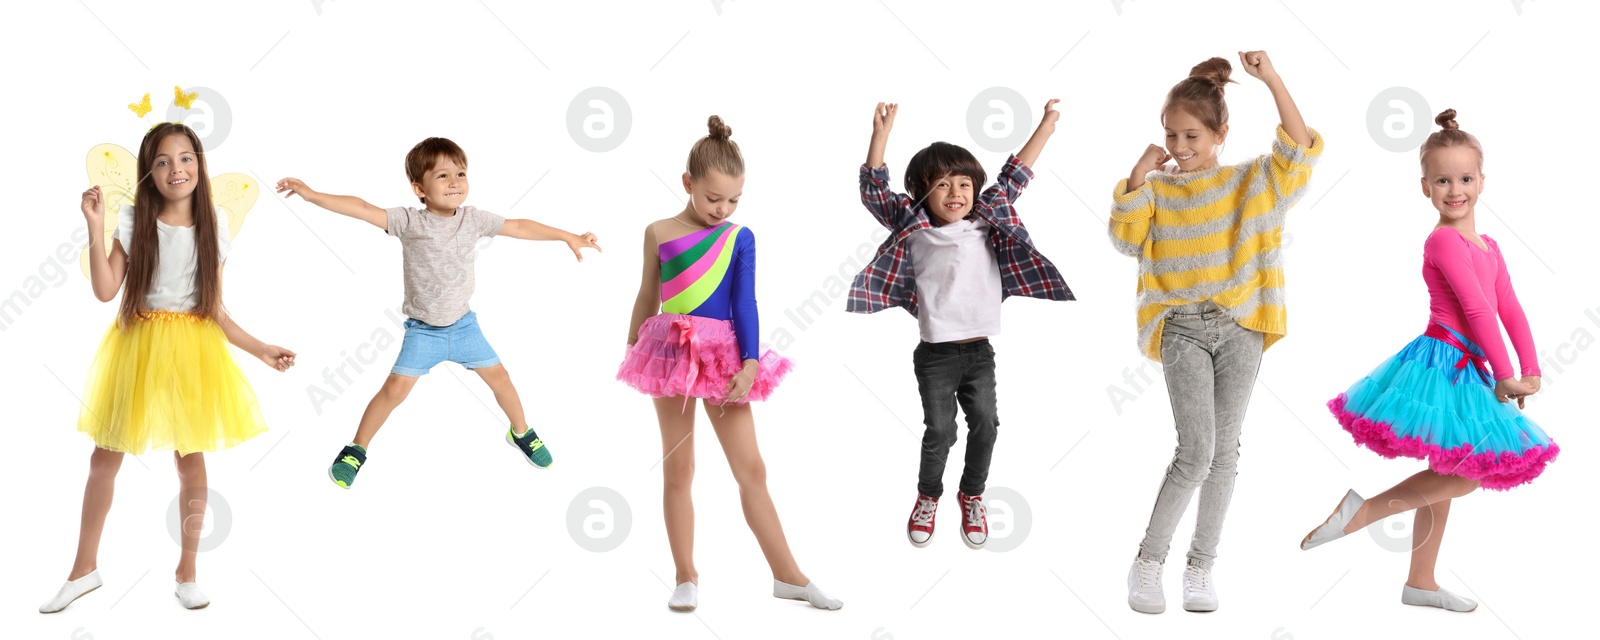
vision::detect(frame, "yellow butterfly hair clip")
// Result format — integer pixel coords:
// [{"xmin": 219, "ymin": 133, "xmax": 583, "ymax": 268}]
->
[{"xmin": 127, "ymin": 93, "xmax": 152, "ymax": 118}]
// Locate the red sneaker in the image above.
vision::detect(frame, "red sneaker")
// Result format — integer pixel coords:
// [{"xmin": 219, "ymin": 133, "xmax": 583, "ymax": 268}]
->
[
  {"xmin": 958, "ymin": 492, "xmax": 987, "ymax": 549},
  {"xmin": 907, "ymin": 494, "xmax": 938, "ymax": 548}
]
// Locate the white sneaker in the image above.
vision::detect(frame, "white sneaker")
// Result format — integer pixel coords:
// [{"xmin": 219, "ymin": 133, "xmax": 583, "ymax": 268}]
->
[
  {"xmin": 1302, "ymin": 489, "xmax": 1365, "ymax": 550},
  {"xmin": 1401, "ymin": 585, "xmax": 1477, "ymax": 612},
  {"xmin": 1182, "ymin": 564, "xmax": 1218, "ymax": 612},
  {"xmin": 668, "ymin": 582, "xmax": 698, "ymax": 612},
  {"xmin": 174, "ymin": 582, "xmax": 210, "ymax": 610},
  {"xmin": 1126, "ymin": 558, "xmax": 1165, "ymax": 614},
  {"xmin": 773, "ymin": 580, "xmax": 842, "ymax": 610},
  {"xmin": 39, "ymin": 570, "xmax": 103, "ymax": 614}
]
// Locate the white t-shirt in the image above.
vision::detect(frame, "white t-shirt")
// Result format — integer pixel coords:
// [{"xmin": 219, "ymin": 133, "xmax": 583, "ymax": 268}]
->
[
  {"xmin": 114, "ymin": 204, "xmax": 232, "ymax": 312},
  {"xmin": 905, "ymin": 218, "xmax": 1003, "ymax": 343}
]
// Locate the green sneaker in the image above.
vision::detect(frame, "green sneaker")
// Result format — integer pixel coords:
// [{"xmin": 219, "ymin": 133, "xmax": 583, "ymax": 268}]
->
[
  {"xmin": 506, "ymin": 427, "xmax": 553, "ymax": 469},
  {"xmin": 329, "ymin": 444, "xmax": 367, "ymax": 489}
]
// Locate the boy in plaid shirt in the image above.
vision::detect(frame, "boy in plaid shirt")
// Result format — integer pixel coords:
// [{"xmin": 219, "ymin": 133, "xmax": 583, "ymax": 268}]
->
[{"xmin": 849, "ymin": 100, "xmax": 1074, "ymax": 549}]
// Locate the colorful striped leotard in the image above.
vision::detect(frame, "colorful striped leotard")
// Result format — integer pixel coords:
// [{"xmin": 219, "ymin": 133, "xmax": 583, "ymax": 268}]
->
[{"xmin": 659, "ymin": 221, "xmax": 759, "ymax": 362}]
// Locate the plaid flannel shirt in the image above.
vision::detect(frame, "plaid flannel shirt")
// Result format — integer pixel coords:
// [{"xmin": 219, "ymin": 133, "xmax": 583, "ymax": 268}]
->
[{"xmin": 847, "ymin": 154, "xmax": 1074, "ymax": 317}]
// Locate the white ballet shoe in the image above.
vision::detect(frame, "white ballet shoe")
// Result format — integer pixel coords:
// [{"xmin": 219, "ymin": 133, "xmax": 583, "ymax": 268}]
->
[
  {"xmin": 174, "ymin": 581, "xmax": 210, "ymax": 610},
  {"xmin": 39, "ymin": 570, "xmax": 103, "ymax": 613},
  {"xmin": 1301, "ymin": 489, "xmax": 1364, "ymax": 550},
  {"xmin": 1401, "ymin": 585, "xmax": 1477, "ymax": 612},
  {"xmin": 773, "ymin": 580, "xmax": 842, "ymax": 610},
  {"xmin": 668, "ymin": 582, "xmax": 698, "ymax": 612}
]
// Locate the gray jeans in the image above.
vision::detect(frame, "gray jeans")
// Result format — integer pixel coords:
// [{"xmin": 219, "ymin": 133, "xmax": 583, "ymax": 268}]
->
[{"xmin": 1136, "ymin": 301, "xmax": 1263, "ymax": 570}]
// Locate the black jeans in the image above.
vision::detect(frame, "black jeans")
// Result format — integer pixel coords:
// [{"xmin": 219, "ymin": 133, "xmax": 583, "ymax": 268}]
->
[{"xmin": 913, "ymin": 339, "xmax": 999, "ymax": 499}]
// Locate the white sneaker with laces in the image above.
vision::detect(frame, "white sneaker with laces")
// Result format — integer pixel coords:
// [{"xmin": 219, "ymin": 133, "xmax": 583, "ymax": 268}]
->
[
  {"xmin": 1182, "ymin": 564, "xmax": 1218, "ymax": 612},
  {"xmin": 174, "ymin": 582, "xmax": 210, "ymax": 610},
  {"xmin": 39, "ymin": 570, "xmax": 103, "ymax": 614},
  {"xmin": 773, "ymin": 580, "xmax": 842, "ymax": 610},
  {"xmin": 668, "ymin": 582, "xmax": 698, "ymax": 612},
  {"xmin": 1127, "ymin": 558, "xmax": 1165, "ymax": 614},
  {"xmin": 907, "ymin": 494, "xmax": 938, "ymax": 548}
]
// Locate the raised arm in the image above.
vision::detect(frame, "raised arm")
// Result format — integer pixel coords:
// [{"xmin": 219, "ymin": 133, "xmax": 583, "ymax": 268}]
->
[
  {"xmin": 1238, "ymin": 50, "xmax": 1310, "ymax": 148},
  {"xmin": 1015, "ymin": 99, "xmax": 1060, "ymax": 169},
  {"xmin": 275, "ymin": 178, "xmax": 387, "ymax": 229},
  {"xmin": 626, "ymin": 223, "xmax": 662, "ymax": 346},
  {"xmin": 866, "ymin": 102, "xmax": 897, "ymax": 169},
  {"xmin": 1107, "ymin": 146, "xmax": 1165, "ymax": 257},
  {"xmin": 82, "ymin": 186, "xmax": 127, "ymax": 302},
  {"xmin": 500, "ymin": 219, "xmax": 601, "ymax": 262}
]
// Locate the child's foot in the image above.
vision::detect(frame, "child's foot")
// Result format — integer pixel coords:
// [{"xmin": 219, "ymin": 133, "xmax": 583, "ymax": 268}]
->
[
  {"xmin": 506, "ymin": 427, "xmax": 553, "ymax": 469},
  {"xmin": 668, "ymin": 582, "xmax": 698, "ymax": 612},
  {"xmin": 772, "ymin": 580, "xmax": 842, "ymax": 610},
  {"xmin": 1301, "ymin": 489, "xmax": 1364, "ymax": 550},
  {"xmin": 329, "ymin": 444, "xmax": 367, "ymax": 489},
  {"xmin": 1401, "ymin": 585, "xmax": 1477, "ymax": 612},
  {"xmin": 957, "ymin": 492, "xmax": 988, "ymax": 549},
  {"xmin": 1127, "ymin": 558, "xmax": 1165, "ymax": 614},
  {"xmin": 174, "ymin": 581, "xmax": 210, "ymax": 610},
  {"xmin": 39, "ymin": 570, "xmax": 102, "ymax": 614},
  {"xmin": 907, "ymin": 494, "xmax": 938, "ymax": 548},
  {"xmin": 1181, "ymin": 564, "xmax": 1218, "ymax": 612}
]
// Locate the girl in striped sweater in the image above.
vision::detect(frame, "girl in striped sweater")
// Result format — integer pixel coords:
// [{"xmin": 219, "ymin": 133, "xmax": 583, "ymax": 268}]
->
[{"xmin": 1109, "ymin": 51, "xmax": 1323, "ymax": 614}]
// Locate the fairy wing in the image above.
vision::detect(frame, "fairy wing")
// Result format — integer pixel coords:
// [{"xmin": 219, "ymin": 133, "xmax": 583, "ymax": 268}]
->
[
  {"xmin": 79, "ymin": 144, "xmax": 139, "ymax": 278},
  {"xmin": 210, "ymin": 172, "xmax": 257, "ymax": 242}
]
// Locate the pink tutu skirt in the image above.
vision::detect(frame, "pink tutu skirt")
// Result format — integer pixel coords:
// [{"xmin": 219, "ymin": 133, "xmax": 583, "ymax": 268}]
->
[{"xmin": 618, "ymin": 314, "xmax": 792, "ymax": 404}]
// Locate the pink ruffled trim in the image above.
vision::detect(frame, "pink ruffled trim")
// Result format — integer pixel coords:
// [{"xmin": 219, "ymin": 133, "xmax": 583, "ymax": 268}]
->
[
  {"xmin": 1328, "ymin": 394, "xmax": 1558, "ymax": 490},
  {"xmin": 617, "ymin": 314, "xmax": 793, "ymax": 405}
]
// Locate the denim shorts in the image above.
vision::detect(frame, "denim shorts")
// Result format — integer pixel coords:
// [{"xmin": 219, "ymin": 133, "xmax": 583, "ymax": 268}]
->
[{"xmin": 391, "ymin": 310, "xmax": 501, "ymax": 376}]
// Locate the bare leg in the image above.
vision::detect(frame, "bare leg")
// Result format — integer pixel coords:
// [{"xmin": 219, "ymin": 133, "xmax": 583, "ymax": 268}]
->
[
  {"xmin": 703, "ymin": 399, "xmax": 807, "ymax": 586},
  {"xmin": 1342, "ymin": 469, "xmax": 1479, "ymax": 534},
  {"xmin": 1406, "ymin": 498, "xmax": 1451, "ymax": 591},
  {"xmin": 352, "ymin": 374, "xmax": 419, "ymax": 448},
  {"xmin": 173, "ymin": 452, "xmax": 207, "ymax": 583},
  {"xmin": 653, "ymin": 396, "xmax": 698, "ymax": 585},
  {"xmin": 68, "ymin": 448, "xmax": 124, "ymax": 580},
  {"xmin": 473, "ymin": 364, "xmax": 530, "ymax": 435}
]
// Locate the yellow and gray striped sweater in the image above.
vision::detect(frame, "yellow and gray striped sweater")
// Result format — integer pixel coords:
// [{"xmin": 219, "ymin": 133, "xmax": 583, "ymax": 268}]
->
[{"xmin": 1108, "ymin": 125, "xmax": 1323, "ymax": 361}]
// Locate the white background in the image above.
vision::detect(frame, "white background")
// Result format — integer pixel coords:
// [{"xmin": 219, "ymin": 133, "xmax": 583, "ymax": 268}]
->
[{"xmin": 1, "ymin": 1, "xmax": 1591, "ymax": 639}]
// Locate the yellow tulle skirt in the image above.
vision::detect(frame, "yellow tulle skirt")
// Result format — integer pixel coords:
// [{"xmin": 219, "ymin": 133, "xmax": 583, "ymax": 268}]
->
[{"xmin": 77, "ymin": 310, "xmax": 267, "ymax": 455}]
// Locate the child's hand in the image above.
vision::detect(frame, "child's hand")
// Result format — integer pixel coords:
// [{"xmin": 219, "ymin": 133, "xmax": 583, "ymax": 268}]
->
[
  {"xmin": 82, "ymin": 185, "xmax": 105, "ymax": 225},
  {"xmin": 1237, "ymin": 50, "xmax": 1279, "ymax": 83},
  {"xmin": 1037, "ymin": 98, "xmax": 1061, "ymax": 133},
  {"xmin": 1137, "ymin": 144, "xmax": 1171, "ymax": 173},
  {"xmin": 1493, "ymin": 377, "xmax": 1533, "ymax": 405},
  {"xmin": 258, "ymin": 344, "xmax": 297, "ymax": 372},
  {"xmin": 565, "ymin": 231, "xmax": 602, "ymax": 262},
  {"xmin": 721, "ymin": 362, "xmax": 757, "ymax": 404},
  {"xmin": 1520, "ymin": 375, "xmax": 1541, "ymax": 394},
  {"xmin": 275, "ymin": 177, "xmax": 317, "ymax": 201},
  {"xmin": 872, "ymin": 102, "xmax": 898, "ymax": 138}
]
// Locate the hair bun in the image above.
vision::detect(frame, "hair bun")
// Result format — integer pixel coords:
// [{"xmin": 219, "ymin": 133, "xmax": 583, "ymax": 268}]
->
[
  {"xmin": 1189, "ymin": 57, "xmax": 1234, "ymax": 91},
  {"xmin": 706, "ymin": 115, "xmax": 732, "ymax": 139},
  {"xmin": 1435, "ymin": 109, "xmax": 1459, "ymax": 130}
]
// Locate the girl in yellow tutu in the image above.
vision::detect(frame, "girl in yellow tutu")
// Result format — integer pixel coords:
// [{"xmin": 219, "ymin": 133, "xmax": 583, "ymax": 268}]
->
[{"xmin": 40, "ymin": 123, "xmax": 296, "ymax": 614}]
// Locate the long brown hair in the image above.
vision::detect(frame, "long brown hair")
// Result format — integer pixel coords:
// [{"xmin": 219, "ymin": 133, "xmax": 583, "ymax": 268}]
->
[
  {"xmin": 1163, "ymin": 57, "xmax": 1235, "ymax": 133},
  {"xmin": 118, "ymin": 123, "xmax": 222, "ymax": 327}
]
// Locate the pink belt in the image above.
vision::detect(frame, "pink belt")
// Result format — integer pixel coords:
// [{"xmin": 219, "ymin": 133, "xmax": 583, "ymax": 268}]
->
[
  {"xmin": 1424, "ymin": 323, "xmax": 1490, "ymax": 385},
  {"xmin": 671, "ymin": 316, "xmax": 701, "ymax": 413}
]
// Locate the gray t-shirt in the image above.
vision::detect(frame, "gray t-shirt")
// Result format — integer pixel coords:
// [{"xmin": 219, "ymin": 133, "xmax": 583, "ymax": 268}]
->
[{"xmin": 385, "ymin": 205, "xmax": 505, "ymax": 326}]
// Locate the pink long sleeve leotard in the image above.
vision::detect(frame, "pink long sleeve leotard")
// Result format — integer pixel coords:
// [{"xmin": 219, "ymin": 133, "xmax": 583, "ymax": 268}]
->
[{"xmin": 1423, "ymin": 227, "xmax": 1541, "ymax": 381}]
